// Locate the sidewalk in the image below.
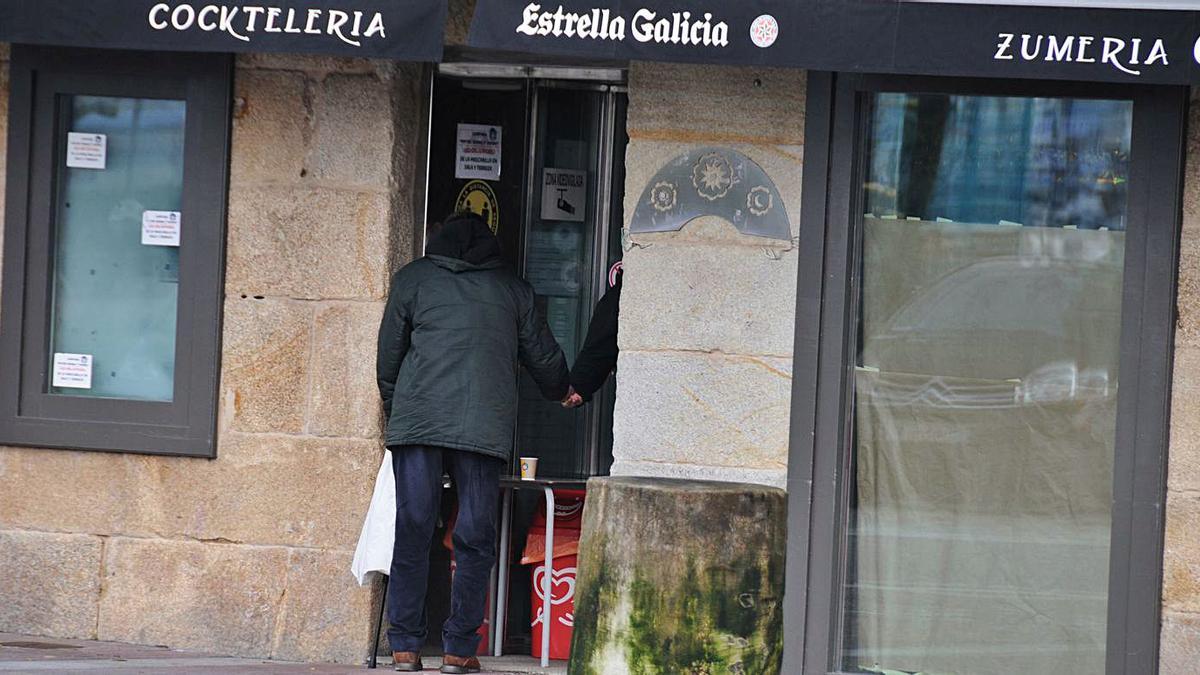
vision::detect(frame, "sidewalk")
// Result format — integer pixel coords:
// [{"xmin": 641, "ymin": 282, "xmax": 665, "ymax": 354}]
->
[{"xmin": 0, "ymin": 634, "xmax": 566, "ymax": 674}]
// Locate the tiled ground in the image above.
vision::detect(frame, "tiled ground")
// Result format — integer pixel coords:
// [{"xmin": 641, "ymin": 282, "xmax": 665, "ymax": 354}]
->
[{"xmin": 0, "ymin": 635, "xmax": 566, "ymax": 674}]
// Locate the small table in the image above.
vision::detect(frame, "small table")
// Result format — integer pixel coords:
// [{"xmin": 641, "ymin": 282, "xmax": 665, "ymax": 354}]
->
[{"xmin": 490, "ymin": 477, "xmax": 587, "ymax": 668}]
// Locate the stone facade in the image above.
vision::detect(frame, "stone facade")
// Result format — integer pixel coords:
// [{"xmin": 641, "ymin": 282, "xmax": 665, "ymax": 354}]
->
[
  {"xmin": 611, "ymin": 62, "xmax": 805, "ymax": 490},
  {"xmin": 0, "ymin": 52, "xmax": 420, "ymax": 663},
  {"xmin": 1160, "ymin": 87, "xmax": 1200, "ymax": 674},
  {"xmin": 0, "ymin": 31, "xmax": 1196, "ymax": 672}
]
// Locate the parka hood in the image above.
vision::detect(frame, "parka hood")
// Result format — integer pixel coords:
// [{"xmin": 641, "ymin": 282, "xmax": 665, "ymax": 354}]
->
[{"xmin": 425, "ymin": 212, "xmax": 502, "ymax": 266}]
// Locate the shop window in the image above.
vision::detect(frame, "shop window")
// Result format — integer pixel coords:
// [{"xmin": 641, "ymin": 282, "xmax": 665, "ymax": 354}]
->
[
  {"xmin": 848, "ymin": 92, "xmax": 1130, "ymax": 673},
  {"xmin": 0, "ymin": 46, "xmax": 231, "ymax": 456},
  {"xmin": 789, "ymin": 74, "xmax": 1185, "ymax": 675}
]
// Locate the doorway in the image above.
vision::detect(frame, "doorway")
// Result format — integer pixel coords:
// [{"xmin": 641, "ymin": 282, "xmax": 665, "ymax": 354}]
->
[
  {"xmin": 425, "ymin": 68, "xmax": 627, "ymax": 481},
  {"xmin": 420, "ymin": 64, "xmax": 628, "ymax": 658}
]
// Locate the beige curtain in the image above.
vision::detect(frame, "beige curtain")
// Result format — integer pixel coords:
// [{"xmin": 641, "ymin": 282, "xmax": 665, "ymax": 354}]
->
[{"xmin": 849, "ymin": 219, "xmax": 1124, "ymax": 675}]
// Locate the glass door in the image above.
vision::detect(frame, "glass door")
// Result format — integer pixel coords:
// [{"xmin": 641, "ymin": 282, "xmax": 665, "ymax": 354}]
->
[
  {"xmin": 424, "ymin": 76, "xmax": 529, "ymax": 268},
  {"xmin": 516, "ymin": 84, "xmax": 607, "ymax": 479}
]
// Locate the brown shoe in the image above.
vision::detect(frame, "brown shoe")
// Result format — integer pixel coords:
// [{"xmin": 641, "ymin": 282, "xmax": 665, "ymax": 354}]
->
[
  {"xmin": 392, "ymin": 651, "xmax": 423, "ymax": 672},
  {"xmin": 440, "ymin": 654, "xmax": 481, "ymax": 674}
]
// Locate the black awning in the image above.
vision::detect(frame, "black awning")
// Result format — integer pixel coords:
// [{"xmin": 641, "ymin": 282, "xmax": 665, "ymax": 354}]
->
[
  {"xmin": 467, "ymin": 0, "xmax": 1200, "ymax": 84},
  {"xmin": 0, "ymin": 0, "xmax": 447, "ymax": 61}
]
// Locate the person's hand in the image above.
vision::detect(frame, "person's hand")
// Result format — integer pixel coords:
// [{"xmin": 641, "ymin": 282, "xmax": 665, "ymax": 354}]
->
[{"xmin": 561, "ymin": 386, "xmax": 584, "ymax": 409}]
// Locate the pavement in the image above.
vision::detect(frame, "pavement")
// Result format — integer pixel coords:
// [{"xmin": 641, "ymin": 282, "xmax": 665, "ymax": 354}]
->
[{"xmin": 0, "ymin": 634, "xmax": 567, "ymax": 675}]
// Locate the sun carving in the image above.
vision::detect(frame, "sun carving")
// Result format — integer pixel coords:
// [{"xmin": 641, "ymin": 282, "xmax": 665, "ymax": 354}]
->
[{"xmin": 692, "ymin": 152, "xmax": 736, "ymax": 201}]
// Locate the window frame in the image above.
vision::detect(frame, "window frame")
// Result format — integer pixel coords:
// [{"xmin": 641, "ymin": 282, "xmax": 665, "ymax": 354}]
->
[
  {"xmin": 0, "ymin": 46, "xmax": 232, "ymax": 457},
  {"xmin": 783, "ymin": 72, "xmax": 1187, "ymax": 675}
]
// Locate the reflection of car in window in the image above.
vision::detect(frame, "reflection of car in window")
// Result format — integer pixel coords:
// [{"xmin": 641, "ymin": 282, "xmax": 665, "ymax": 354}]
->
[{"xmin": 862, "ymin": 253, "xmax": 1122, "ymax": 408}]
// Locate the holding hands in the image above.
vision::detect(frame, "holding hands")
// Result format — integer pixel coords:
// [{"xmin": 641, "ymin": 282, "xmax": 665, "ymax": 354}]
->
[{"xmin": 561, "ymin": 386, "xmax": 584, "ymax": 409}]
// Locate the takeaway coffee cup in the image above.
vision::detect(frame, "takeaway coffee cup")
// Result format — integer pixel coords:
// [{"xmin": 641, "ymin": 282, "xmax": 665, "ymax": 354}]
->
[{"xmin": 520, "ymin": 457, "xmax": 538, "ymax": 480}]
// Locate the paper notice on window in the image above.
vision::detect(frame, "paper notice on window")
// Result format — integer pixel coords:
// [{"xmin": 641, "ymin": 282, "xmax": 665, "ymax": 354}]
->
[
  {"xmin": 66, "ymin": 132, "xmax": 107, "ymax": 169},
  {"xmin": 141, "ymin": 210, "xmax": 181, "ymax": 247},
  {"xmin": 455, "ymin": 124, "xmax": 501, "ymax": 181},
  {"xmin": 52, "ymin": 353, "xmax": 93, "ymax": 389}
]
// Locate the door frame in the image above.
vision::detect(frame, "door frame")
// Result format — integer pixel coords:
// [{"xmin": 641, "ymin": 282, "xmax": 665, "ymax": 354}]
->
[{"xmin": 783, "ymin": 71, "xmax": 1188, "ymax": 675}]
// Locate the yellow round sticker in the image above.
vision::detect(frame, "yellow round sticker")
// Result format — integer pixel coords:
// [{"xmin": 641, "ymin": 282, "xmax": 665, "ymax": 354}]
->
[{"xmin": 454, "ymin": 180, "xmax": 500, "ymax": 234}]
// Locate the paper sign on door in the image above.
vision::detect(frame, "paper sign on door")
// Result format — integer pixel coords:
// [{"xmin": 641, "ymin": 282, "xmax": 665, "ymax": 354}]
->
[
  {"xmin": 52, "ymin": 353, "xmax": 93, "ymax": 389},
  {"xmin": 142, "ymin": 210, "xmax": 182, "ymax": 247},
  {"xmin": 66, "ymin": 132, "xmax": 107, "ymax": 169},
  {"xmin": 455, "ymin": 124, "xmax": 502, "ymax": 181}
]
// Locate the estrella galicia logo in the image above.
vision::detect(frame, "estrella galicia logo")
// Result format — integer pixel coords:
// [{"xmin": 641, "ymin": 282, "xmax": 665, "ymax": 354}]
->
[
  {"xmin": 516, "ymin": 4, "xmax": 731, "ymax": 47},
  {"xmin": 750, "ymin": 14, "xmax": 778, "ymax": 49}
]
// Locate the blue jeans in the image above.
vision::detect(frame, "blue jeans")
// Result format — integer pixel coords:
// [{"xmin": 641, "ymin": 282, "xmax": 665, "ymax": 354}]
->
[{"xmin": 387, "ymin": 445, "xmax": 501, "ymax": 657}]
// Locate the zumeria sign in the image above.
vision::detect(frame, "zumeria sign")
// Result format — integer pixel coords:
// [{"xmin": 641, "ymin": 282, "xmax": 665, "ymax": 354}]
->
[
  {"xmin": 468, "ymin": 0, "xmax": 1200, "ymax": 84},
  {"xmin": 993, "ymin": 32, "xmax": 1170, "ymax": 77},
  {"xmin": 0, "ymin": 0, "xmax": 447, "ymax": 60}
]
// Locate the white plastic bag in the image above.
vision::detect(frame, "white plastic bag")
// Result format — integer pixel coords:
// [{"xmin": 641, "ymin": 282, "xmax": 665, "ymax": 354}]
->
[{"xmin": 351, "ymin": 448, "xmax": 395, "ymax": 586}]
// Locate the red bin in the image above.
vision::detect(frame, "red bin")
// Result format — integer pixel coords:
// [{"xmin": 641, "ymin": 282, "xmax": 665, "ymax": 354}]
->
[
  {"xmin": 529, "ymin": 553, "xmax": 578, "ymax": 660},
  {"xmin": 522, "ymin": 489, "xmax": 586, "ymax": 661}
]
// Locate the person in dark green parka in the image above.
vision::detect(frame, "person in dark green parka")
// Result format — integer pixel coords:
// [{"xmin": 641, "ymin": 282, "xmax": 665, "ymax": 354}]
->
[{"xmin": 377, "ymin": 211, "xmax": 570, "ymax": 673}]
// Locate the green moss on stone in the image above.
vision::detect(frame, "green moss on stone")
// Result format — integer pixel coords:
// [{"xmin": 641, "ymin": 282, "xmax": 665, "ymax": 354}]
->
[
  {"xmin": 568, "ymin": 534, "xmax": 612, "ymax": 674},
  {"xmin": 616, "ymin": 553, "xmax": 781, "ymax": 675},
  {"xmin": 567, "ymin": 480, "xmax": 786, "ymax": 675}
]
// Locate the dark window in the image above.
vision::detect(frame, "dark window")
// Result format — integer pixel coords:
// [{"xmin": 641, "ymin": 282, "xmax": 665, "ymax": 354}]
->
[
  {"xmin": 0, "ymin": 46, "xmax": 232, "ymax": 457},
  {"xmin": 786, "ymin": 74, "xmax": 1185, "ymax": 675}
]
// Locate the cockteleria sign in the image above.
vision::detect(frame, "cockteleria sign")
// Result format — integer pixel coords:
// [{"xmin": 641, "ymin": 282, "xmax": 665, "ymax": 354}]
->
[
  {"xmin": 468, "ymin": 0, "xmax": 1200, "ymax": 84},
  {"xmin": 0, "ymin": 0, "xmax": 447, "ymax": 60}
]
